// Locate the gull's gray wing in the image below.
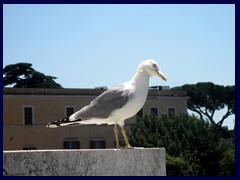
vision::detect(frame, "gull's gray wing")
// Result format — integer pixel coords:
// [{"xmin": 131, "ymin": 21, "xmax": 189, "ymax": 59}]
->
[{"xmin": 71, "ymin": 84, "xmax": 134, "ymax": 121}]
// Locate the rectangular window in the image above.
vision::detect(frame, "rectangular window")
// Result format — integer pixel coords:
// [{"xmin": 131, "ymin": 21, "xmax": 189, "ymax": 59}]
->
[
  {"xmin": 23, "ymin": 145, "xmax": 36, "ymax": 150},
  {"xmin": 90, "ymin": 139, "xmax": 106, "ymax": 149},
  {"xmin": 150, "ymin": 107, "xmax": 159, "ymax": 116},
  {"xmin": 168, "ymin": 107, "xmax": 176, "ymax": 118},
  {"xmin": 63, "ymin": 138, "xmax": 80, "ymax": 149},
  {"xmin": 24, "ymin": 106, "xmax": 33, "ymax": 125},
  {"xmin": 65, "ymin": 106, "xmax": 75, "ymax": 117},
  {"xmin": 136, "ymin": 108, "xmax": 143, "ymax": 120}
]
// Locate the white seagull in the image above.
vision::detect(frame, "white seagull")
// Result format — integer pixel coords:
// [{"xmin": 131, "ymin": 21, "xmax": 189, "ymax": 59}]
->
[{"xmin": 47, "ymin": 59, "xmax": 167, "ymax": 148}]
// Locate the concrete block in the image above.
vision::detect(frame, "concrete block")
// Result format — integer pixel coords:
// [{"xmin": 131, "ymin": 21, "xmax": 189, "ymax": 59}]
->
[{"xmin": 3, "ymin": 148, "xmax": 166, "ymax": 176}]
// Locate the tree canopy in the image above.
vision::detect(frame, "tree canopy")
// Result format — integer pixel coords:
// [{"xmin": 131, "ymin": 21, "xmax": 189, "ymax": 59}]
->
[
  {"xmin": 3, "ymin": 62, "xmax": 62, "ymax": 88},
  {"xmin": 171, "ymin": 82, "xmax": 235, "ymax": 126},
  {"xmin": 129, "ymin": 114, "xmax": 235, "ymax": 176}
]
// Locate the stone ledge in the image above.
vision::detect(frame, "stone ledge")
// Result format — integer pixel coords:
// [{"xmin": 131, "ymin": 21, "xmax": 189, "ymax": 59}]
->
[{"xmin": 3, "ymin": 148, "xmax": 166, "ymax": 176}]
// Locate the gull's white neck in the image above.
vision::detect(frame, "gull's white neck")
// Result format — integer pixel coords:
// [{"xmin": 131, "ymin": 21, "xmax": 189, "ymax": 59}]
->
[
  {"xmin": 114, "ymin": 67, "xmax": 151, "ymax": 122},
  {"xmin": 131, "ymin": 69, "xmax": 149, "ymax": 84},
  {"xmin": 130, "ymin": 68, "xmax": 150, "ymax": 97}
]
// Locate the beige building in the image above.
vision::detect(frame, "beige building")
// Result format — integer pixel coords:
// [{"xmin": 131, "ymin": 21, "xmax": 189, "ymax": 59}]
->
[{"xmin": 3, "ymin": 87, "xmax": 188, "ymax": 150}]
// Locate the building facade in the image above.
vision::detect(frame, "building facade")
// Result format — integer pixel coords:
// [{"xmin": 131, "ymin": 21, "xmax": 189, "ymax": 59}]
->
[{"xmin": 3, "ymin": 87, "xmax": 188, "ymax": 150}]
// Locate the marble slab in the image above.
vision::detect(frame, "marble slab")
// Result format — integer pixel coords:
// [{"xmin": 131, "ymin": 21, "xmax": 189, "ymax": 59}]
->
[{"xmin": 3, "ymin": 148, "xmax": 166, "ymax": 176}]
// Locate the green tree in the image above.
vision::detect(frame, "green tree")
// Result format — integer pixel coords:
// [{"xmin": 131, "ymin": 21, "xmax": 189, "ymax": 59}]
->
[
  {"xmin": 129, "ymin": 114, "xmax": 235, "ymax": 176},
  {"xmin": 166, "ymin": 154, "xmax": 200, "ymax": 176},
  {"xmin": 171, "ymin": 82, "xmax": 235, "ymax": 126},
  {"xmin": 219, "ymin": 148, "xmax": 235, "ymax": 176},
  {"xmin": 3, "ymin": 62, "xmax": 62, "ymax": 88}
]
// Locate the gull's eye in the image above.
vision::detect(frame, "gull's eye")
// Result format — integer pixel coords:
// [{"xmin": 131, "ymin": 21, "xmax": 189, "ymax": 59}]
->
[{"xmin": 152, "ymin": 63, "xmax": 157, "ymax": 68}]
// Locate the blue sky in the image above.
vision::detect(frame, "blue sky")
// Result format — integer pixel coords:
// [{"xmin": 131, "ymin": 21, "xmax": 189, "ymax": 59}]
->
[{"xmin": 3, "ymin": 4, "xmax": 235, "ymax": 128}]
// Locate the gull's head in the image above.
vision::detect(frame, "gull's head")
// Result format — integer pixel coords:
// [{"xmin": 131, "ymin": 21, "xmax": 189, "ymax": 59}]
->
[{"xmin": 138, "ymin": 59, "xmax": 167, "ymax": 81}]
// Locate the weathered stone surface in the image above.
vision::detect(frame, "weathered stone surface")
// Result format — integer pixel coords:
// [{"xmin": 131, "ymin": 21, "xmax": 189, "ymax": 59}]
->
[{"xmin": 3, "ymin": 148, "xmax": 166, "ymax": 176}]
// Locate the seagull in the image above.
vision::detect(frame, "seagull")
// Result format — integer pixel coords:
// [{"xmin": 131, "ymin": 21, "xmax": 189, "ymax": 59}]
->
[{"xmin": 46, "ymin": 59, "xmax": 167, "ymax": 148}]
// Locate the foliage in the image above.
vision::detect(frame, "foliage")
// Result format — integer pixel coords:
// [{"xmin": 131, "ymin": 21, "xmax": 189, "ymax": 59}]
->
[
  {"xmin": 166, "ymin": 154, "xmax": 200, "ymax": 176},
  {"xmin": 219, "ymin": 148, "xmax": 235, "ymax": 176},
  {"xmin": 129, "ymin": 114, "xmax": 235, "ymax": 176},
  {"xmin": 171, "ymin": 82, "xmax": 235, "ymax": 126},
  {"xmin": 3, "ymin": 62, "xmax": 62, "ymax": 88}
]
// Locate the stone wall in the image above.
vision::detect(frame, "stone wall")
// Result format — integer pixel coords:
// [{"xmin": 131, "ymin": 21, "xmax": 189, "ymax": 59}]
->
[{"xmin": 3, "ymin": 148, "xmax": 166, "ymax": 176}]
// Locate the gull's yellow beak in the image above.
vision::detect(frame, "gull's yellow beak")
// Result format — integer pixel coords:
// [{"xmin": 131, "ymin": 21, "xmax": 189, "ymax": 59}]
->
[{"xmin": 157, "ymin": 71, "xmax": 167, "ymax": 81}]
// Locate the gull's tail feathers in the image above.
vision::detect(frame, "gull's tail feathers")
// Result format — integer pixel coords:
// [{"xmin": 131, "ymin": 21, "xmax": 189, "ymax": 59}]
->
[
  {"xmin": 46, "ymin": 117, "xmax": 82, "ymax": 128},
  {"xmin": 46, "ymin": 117, "xmax": 113, "ymax": 128}
]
